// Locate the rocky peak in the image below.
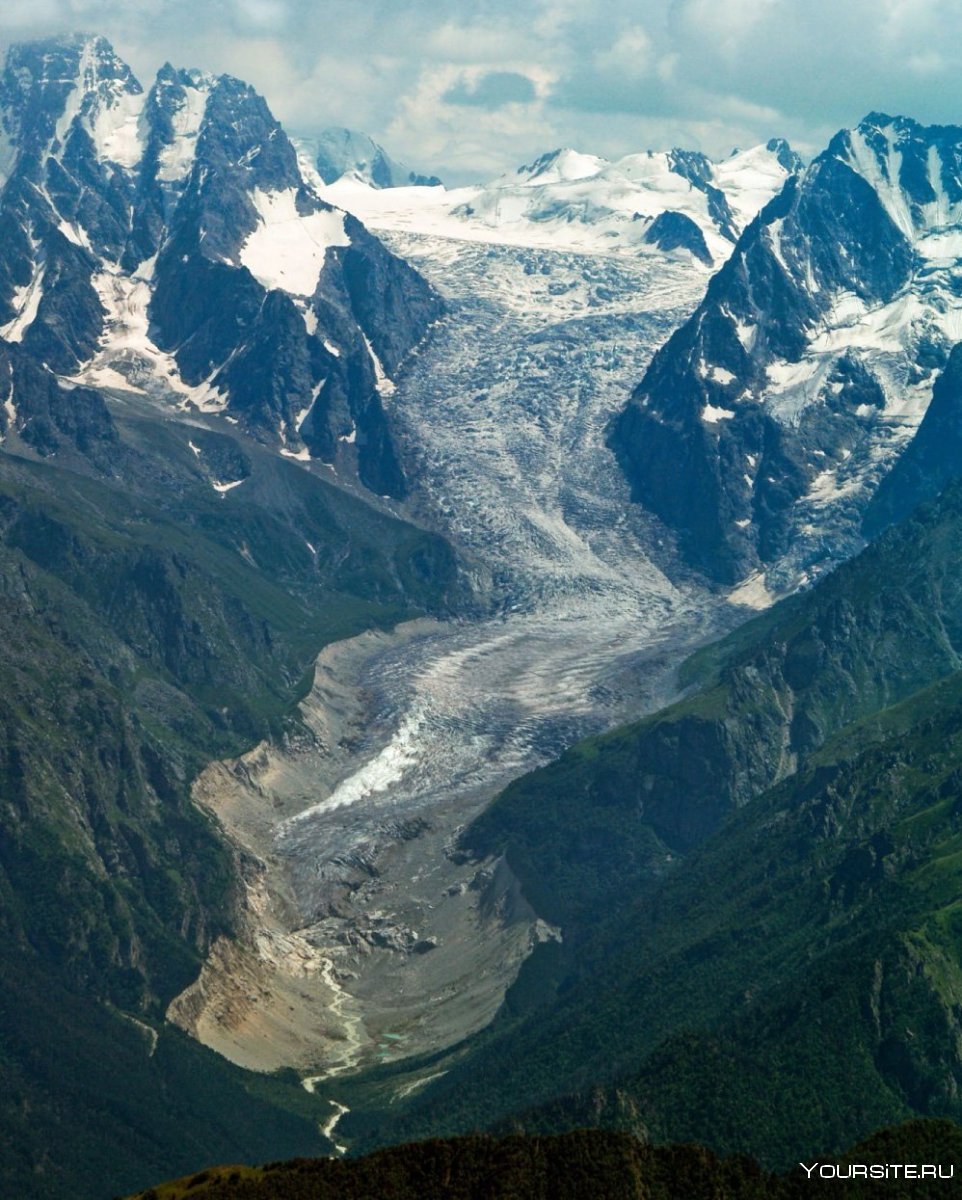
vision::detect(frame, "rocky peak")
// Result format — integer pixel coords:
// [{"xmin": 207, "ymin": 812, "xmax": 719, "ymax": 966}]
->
[
  {"xmin": 667, "ymin": 147, "xmax": 714, "ymax": 187},
  {"xmin": 0, "ymin": 35, "xmax": 443, "ymax": 499},
  {"xmin": 610, "ymin": 115, "xmax": 962, "ymax": 586},
  {"xmin": 765, "ymin": 137, "xmax": 802, "ymax": 174},
  {"xmin": 0, "ymin": 35, "xmax": 142, "ymax": 175}
]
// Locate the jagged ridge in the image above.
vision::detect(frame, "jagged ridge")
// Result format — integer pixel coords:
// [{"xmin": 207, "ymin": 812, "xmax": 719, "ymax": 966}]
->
[
  {"xmin": 610, "ymin": 113, "xmax": 962, "ymax": 583},
  {"xmin": 0, "ymin": 35, "xmax": 443, "ymax": 497}
]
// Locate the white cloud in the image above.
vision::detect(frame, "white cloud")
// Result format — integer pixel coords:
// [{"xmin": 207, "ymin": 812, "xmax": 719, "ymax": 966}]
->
[
  {"xmin": 233, "ymin": 0, "xmax": 289, "ymax": 31},
  {"xmin": 594, "ymin": 27, "xmax": 653, "ymax": 80},
  {"xmin": 2, "ymin": 0, "xmax": 962, "ymax": 181}
]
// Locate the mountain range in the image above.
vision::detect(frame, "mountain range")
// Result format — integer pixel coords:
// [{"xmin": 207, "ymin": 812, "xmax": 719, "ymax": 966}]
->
[
  {"xmin": 4, "ymin": 28, "xmax": 962, "ymax": 1200},
  {"xmin": 611, "ymin": 113, "xmax": 962, "ymax": 585},
  {"xmin": 324, "ymin": 138, "xmax": 799, "ymax": 262},
  {"xmin": 0, "ymin": 34, "xmax": 441, "ymax": 497}
]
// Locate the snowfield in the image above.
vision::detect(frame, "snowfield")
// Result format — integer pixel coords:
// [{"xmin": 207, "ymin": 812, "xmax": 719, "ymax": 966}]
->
[{"xmin": 323, "ymin": 140, "xmax": 793, "ymax": 263}]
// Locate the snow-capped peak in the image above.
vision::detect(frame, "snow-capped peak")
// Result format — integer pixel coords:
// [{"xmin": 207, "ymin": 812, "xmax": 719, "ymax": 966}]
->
[
  {"xmin": 307, "ymin": 126, "xmax": 441, "ymax": 189},
  {"xmin": 0, "ymin": 34, "xmax": 143, "ymax": 170},
  {"xmin": 610, "ymin": 112, "xmax": 962, "ymax": 588},
  {"xmin": 513, "ymin": 148, "xmax": 607, "ymax": 186},
  {"xmin": 325, "ymin": 137, "xmax": 797, "ymax": 264},
  {"xmin": 833, "ymin": 113, "xmax": 962, "ymax": 246}
]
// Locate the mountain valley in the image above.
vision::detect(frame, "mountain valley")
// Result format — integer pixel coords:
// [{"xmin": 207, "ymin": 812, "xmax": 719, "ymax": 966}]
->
[{"xmin": 4, "ymin": 28, "xmax": 962, "ymax": 1200}]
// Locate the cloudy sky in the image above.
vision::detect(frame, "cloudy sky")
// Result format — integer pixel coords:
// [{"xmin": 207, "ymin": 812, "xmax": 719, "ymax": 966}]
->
[{"xmin": 0, "ymin": 0, "xmax": 959, "ymax": 181}]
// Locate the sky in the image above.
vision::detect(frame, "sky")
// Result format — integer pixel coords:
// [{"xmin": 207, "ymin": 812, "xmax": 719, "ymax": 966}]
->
[{"xmin": 1, "ymin": 0, "xmax": 960, "ymax": 182}]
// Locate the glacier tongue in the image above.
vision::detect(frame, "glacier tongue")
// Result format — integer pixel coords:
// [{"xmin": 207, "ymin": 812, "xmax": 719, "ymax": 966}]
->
[{"xmin": 170, "ymin": 223, "xmax": 746, "ymax": 1082}]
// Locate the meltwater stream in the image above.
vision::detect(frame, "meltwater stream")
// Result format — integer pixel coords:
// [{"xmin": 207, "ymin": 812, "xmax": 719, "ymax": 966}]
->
[{"xmin": 170, "ymin": 234, "xmax": 738, "ymax": 1090}]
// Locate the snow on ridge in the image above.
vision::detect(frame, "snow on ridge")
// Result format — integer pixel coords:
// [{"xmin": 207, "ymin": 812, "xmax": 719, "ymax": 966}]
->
[
  {"xmin": 843, "ymin": 126, "xmax": 915, "ymax": 241},
  {"xmin": 514, "ymin": 148, "xmax": 606, "ymax": 186},
  {"xmin": 714, "ymin": 144, "xmax": 795, "ymax": 227},
  {"xmin": 240, "ymin": 188, "xmax": 351, "ymax": 296},
  {"xmin": 841, "ymin": 126, "xmax": 962, "ymax": 249},
  {"xmin": 157, "ymin": 81, "xmax": 209, "ymax": 183},
  {"xmin": 323, "ymin": 140, "xmax": 793, "ymax": 261},
  {"xmin": 50, "ymin": 36, "xmax": 145, "ymax": 170}
]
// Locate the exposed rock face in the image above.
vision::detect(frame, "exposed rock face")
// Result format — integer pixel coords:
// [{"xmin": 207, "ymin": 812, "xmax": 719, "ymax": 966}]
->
[
  {"xmin": 0, "ymin": 339, "xmax": 116, "ymax": 458},
  {"xmin": 863, "ymin": 341, "xmax": 962, "ymax": 536},
  {"xmin": 643, "ymin": 210, "xmax": 713, "ymax": 265},
  {"xmin": 0, "ymin": 35, "xmax": 443, "ymax": 497},
  {"xmin": 610, "ymin": 114, "xmax": 962, "ymax": 584}
]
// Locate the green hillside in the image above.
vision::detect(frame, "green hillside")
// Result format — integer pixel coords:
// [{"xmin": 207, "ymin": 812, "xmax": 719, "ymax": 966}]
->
[
  {"xmin": 129, "ymin": 1120, "xmax": 962, "ymax": 1200},
  {"xmin": 0, "ymin": 406, "xmax": 460, "ymax": 1200}
]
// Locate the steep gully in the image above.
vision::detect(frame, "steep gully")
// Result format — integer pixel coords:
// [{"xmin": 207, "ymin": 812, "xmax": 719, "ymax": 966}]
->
[{"xmin": 168, "ymin": 235, "xmax": 762, "ymax": 1120}]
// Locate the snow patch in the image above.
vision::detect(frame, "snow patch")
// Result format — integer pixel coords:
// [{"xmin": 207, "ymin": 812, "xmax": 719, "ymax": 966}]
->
[
  {"xmin": 362, "ymin": 332, "xmax": 395, "ymax": 397},
  {"xmin": 77, "ymin": 257, "xmax": 225, "ymax": 409},
  {"xmin": 240, "ymin": 189, "xmax": 351, "ymax": 296},
  {"xmin": 806, "ymin": 466, "xmax": 863, "ymax": 505},
  {"xmin": 3, "ymin": 381, "xmax": 17, "ymax": 433},
  {"xmin": 91, "ymin": 90, "xmax": 146, "ymax": 169},
  {"xmin": 1, "ymin": 264, "xmax": 45, "ymax": 342},
  {"xmin": 702, "ymin": 403, "xmax": 734, "ymax": 423},
  {"xmin": 58, "ymin": 220, "xmax": 91, "ymax": 249}
]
